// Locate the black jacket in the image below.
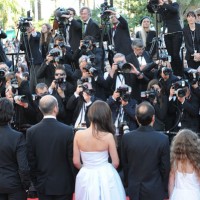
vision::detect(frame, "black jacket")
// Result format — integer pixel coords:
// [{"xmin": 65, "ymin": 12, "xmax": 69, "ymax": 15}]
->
[
  {"xmin": 0, "ymin": 125, "xmax": 30, "ymax": 193},
  {"xmin": 26, "ymin": 118, "xmax": 76, "ymax": 195}
]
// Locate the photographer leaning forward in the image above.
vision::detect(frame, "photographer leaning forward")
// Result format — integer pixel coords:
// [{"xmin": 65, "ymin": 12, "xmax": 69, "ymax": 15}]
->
[{"xmin": 147, "ymin": 0, "xmax": 183, "ymax": 77}]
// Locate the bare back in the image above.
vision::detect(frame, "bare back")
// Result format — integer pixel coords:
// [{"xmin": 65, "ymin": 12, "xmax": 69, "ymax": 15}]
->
[{"xmin": 75, "ymin": 127, "xmax": 114, "ymax": 152}]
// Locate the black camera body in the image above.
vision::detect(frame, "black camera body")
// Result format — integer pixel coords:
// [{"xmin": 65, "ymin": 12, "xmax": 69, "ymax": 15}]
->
[
  {"xmin": 18, "ymin": 11, "xmax": 32, "ymax": 32},
  {"xmin": 116, "ymin": 86, "xmax": 131, "ymax": 102},
  {"xmin": 77, "ymin": 77, "xmax": 90, "ymax": 86},
  {"xmin": 49, "ymin": 48, "xmax": 62, "ymax": 63},
  {"xmin": 148, "ymin": 0, "xmax": 159, "ymax": 11},
  {"xmin": 172, "ymin": 80, "xmax": 188, "ymax": 98},
  {"xmin": 14, "ymin": 95, "xmax": 27, "ymax": 103},
  {"xmin": 55, "ymin": 7, "xmax": 70, "ymax": 23},
  {"xmin": 161, "ymin": 66, "xmax": 172, "ymax": 76},
  {"xmin": 117, "ymin": 61, "xmax": 132, "ymax": 73},
  {"xmin": 184, "ymin": 69, "xmax": 199, "ymax": 85},
  {"xmin": 100, "ymin": 0, "xmax": 111, "ymax": 23},
  {"xmin": 141, "ymin": 89, "xmax": 158, "ymax": 102},
  {"xmin": 83, "ymin": 64, "xmax": 98, "ymax": 78},
  {"xmin": 81, "ymin": 40, "xmax": 91, "ymax": 51},
  {"xmin": 55, "ymin": 77, "xmax": 65, "ymax": 85}
]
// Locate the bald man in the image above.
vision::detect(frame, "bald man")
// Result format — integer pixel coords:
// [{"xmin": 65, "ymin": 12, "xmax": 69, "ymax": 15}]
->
[
  {"xmin": 26, "ymin": 95, "xmax": 76, "ymax": 200},
  {"xmin": 121, "ymin": 101, "xmax": 170, "ymax": 200}
]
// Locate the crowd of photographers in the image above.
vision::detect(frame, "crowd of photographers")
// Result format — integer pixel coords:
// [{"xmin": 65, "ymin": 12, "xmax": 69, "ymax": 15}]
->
[{"xmin": 0, "ymin": 2, "xmax": 200, "ymax": 137}]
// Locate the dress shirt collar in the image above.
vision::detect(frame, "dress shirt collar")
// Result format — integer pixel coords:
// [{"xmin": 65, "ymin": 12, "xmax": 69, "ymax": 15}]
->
[{"xmin": 43, "ymin": 115, "xmax": 56, "ymax": 119}]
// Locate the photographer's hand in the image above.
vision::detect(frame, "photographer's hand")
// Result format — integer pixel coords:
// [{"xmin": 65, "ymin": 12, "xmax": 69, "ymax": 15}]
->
[
  {"xmin": 57, "ymin": 86, "xmax": 65, "ymax": 98},
  {"xmin": 169, "ymin": 86, "xmax": 175, "ymax": 97},
  {"xmin": 46, "ymin": 55, "xmax": 54, "ymax": 65},
  {"xmin": 112, "ymin": 91, "xmax": 120, "ymax": 101},
  {"xmin": 121, "ymin": 98, "xmax": 128, "ymax": 106}
]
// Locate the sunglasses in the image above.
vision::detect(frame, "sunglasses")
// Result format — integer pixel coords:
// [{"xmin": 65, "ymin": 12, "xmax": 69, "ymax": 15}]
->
[{"xmin": 55, "ymin": 73, "xmax": 65, "ymax": 76}]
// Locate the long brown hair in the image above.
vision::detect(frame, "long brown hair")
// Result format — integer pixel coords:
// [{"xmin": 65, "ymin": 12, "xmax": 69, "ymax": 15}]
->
[
  {"xmin": 87, "ymin": 100, "xmax": 115, "ymax": 138},
  {"xmin": 170, "ymin": 129, "xmax": 200, "ymax": 178},
  {"xmin": 40, "ymin": 23, "xmax": 53, "ymax": 46}
]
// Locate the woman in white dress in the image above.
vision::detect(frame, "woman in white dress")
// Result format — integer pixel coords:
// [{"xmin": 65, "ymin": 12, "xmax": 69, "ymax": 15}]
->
[
  {"xmin": 169, "ymin": 129, "xmax": 200, "ymax": 200},
  {"xmin": 73, "ymin": 100, "xmax": 126, "ymax": 200}
]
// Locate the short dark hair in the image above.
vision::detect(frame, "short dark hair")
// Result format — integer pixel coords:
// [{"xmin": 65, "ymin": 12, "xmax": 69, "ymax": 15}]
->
[
  {"xmin": 68, "ymin": 7, "xmax": 76, "ymax": 15},
  {"xmin": 136, "ymin": 101, "xmax": 155, "ymax": 126},
  {"xmin": 186, "ymin": 11, "xmax": 196, "ymax": 18},
  {"xmin": 0, "ymin": 98, "xmax": 14, "ymax": 125}
]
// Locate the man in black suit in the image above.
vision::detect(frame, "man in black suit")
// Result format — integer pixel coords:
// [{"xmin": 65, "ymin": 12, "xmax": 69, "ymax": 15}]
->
[
  {"xmin": 26, "ymin": 95, "xmax": 76, "ymax": 200},
  {"xmin": 121, "ymin": 101, "xmax": 170, "ymax": 200},
  {"xmin": 80, "ymin": 7, "xmax": 100, "ymax": 42},
  {"xmin": 107, "ymin": 9, "xmax": 132, "ymax": 56},
  {"xmin": 0, "ymin": 98, "xmax": 30, "ymax": 200}
]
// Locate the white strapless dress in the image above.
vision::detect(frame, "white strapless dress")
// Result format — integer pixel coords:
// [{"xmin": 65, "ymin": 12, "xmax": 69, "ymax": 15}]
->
[
  {"xmin": 75, "ymin": 150, "xmax": 126, "ymax": 200},
  {"xmin": 170, "ymin": 171, "xmax": 200, "ymax": 200}
]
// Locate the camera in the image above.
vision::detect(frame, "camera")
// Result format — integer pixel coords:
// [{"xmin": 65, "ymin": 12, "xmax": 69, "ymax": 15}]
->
[
  {"xmin": 49, "ymin": 48, "xmax": 62, "ymax": 63},
  {"xmin": 100, "ymin": 0, "xmax": 112, "ymax": 23},
  {"xmin": 148, "ymin": 0, "xmax": 159, "ymax": 12},
  {"xmin": 119, "ymin": 121, "xmax": 130, "ymax": 135},
  {"xmin": 14, "ymin": 95, "xmax": 27, "ymax": 103},
  {"xmin": 117, "ymin": 61, "xmax": 132, "ymax": 73},
  {"xmin": 81, "ymin": 40, "xmax": 91, "ymax": 51},
  {"xmin": 54, "ymin": 7, "xmax": 70, "ymax": 23},
  {"xmin": 141, "ymin": 88, "xmax": 158, "ymax": 102},
  {"xmin": 18, "ymin": 11, "xmax": 32, "ymax": 32},
  {"xmin": 161, "ymin": 66, "xmax": 172, "ymax": 76},
  {"xmin": 77, "ymin": 77, "xmax": 91, "ymax": 86},
  {"xmin": 184, "ymin": 68, "xmax": 199, "ymax": 85},
  {"xmin": 83, "ymin": 63, "xmax": 98, "ymax": 78},
  {"xmin": 171, "ymin": 80, "xmax": 188, "ymax": 98},
  {"xmin": 116, "ymin": 85, "xmax": 131, "ymax": 102},
  {"xmin": 81, "ymin": 84, "xmax": 94, "ymax": 96}
]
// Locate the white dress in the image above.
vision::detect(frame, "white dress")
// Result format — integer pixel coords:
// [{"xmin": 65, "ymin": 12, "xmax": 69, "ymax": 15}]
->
[
  {"xmin": 75, "ymin": 150, "xmax": 126, "ymax": 200},
  {"xmin": 170, "ymin": 171, "xmax": 200, "ymax": 200}
]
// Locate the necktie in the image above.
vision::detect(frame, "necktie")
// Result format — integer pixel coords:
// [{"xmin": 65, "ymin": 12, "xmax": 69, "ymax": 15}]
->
[{"xmin": 83, "ymin": 23, "xmax": 87, "ymax": 34}]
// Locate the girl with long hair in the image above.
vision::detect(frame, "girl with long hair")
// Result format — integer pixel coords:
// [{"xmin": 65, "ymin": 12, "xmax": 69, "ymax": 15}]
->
[{"xmin": 169, "ymin": 129, "xmax": 200, "ymax": 200}]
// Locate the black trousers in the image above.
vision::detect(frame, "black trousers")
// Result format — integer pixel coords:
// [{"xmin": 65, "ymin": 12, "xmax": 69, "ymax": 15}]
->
[
  {"xmin": 164, "ymin": 32, "xmax": 183, "ymax": 76},
  {"xmin": 0, "ymin": 190, "xmax": 27, "ymax": 200},
  {"xmin": 38, "ymin": 193, "xmax": 73, "ymax": 200}
]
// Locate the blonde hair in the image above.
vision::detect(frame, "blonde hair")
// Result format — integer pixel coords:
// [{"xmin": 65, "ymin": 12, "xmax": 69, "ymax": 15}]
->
[{"xmin": 170, "ymin": 129, "xmax": 200, "ymax": 178}]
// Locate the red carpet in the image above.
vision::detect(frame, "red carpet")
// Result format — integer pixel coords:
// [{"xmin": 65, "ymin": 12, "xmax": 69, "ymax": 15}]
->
[{"xmin": 27, "ymin": 195, "xmax": 130, "ymax": 200}]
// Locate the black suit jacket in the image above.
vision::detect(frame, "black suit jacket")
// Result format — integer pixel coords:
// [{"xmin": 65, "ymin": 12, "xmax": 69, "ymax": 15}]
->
[
  {"xmin": 109, "ymin": 16, "xmax": 132, "ymax": 56},
  {"xmin": 121, "ymin": 125, "xmax": 170, "ymax": 200},
  {"xmin": 26, "ymin": 118, "xmax": 76, "ymax": 195},
  {"xmin": 0, "ymin": 30, "xmax": 9, "ymax": 63},
  {"xmin": 0, "ymin": 125, "xmax": 30, "ymax": 193},
  {"xmin": 83, "ymin": 18, "xmax": 100, "ymax": 42},
  {"xmin": 69, "ymin": 19, "xmax": 82, "ymax": 52},
  {"xmin": 183, "ymin": 23, "xmax": 200, "ymax": 60}
]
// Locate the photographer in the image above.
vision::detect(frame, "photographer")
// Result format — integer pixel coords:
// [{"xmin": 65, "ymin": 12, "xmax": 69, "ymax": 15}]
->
[
  {"xmin": 144, "ymin": 79, "xmax": 168, "ymax": 131},
  {"xmin": 168, "ymin": 80, "xmax": 199, "ymax": 132},
  {"xmin": 107, "ymin": 85, "xmax": 138, "ymax": 134},
  {"xmin": 147, "ymin": 0, "xmax": 183, "ymax": 76},
  {"xmin": 5, "ymin": 73, "xmax": 36, "ymax": 133},
  {"xmin": 58, "ymin": 7, "xmax": 82, "ymax": 52},
  {"xmin": 66, "ymin": 82, "xmax": 99, "ymax": 129},
  {"xmin": 37, "ymin": 47, "xmax": 74, "ymax": 87},
  {"xmin": 158, "ymin": 65, "xmax": 179, "ymax": 96},
  {"xmin": 20, "ymin": 22, "xmax": 43, "ymax": 93},
  {"xmin": 48, "ymin": 65, "xmax": 75, "ymax": 124},
  {"xmin": 105, "ymin": 9, "xmax": 132, "ymax": 56},
  {"xmin": 73, "ymin": 35, "xmax": 103, "ymax": 71},
  {"xmin": 33, "ymin": 83, "xmax": 49, "ymax": 123},
  {"xmin": 107, "ymin": 53, "xmax": 147, "ymax": 102},
  {"xmin": 72, "ymin": 55, "xmax": 110, "ymax": 101}
]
